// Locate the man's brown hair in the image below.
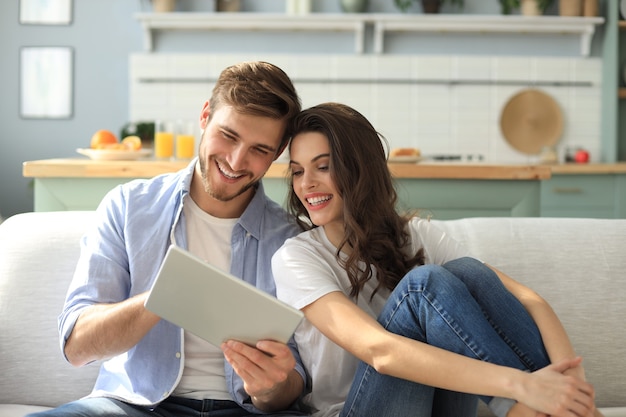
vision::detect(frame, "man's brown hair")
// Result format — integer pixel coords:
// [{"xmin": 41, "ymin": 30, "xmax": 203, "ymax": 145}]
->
[{"xmin": 210, "ymin": 61, "xmax": 302, "ymax": 151}]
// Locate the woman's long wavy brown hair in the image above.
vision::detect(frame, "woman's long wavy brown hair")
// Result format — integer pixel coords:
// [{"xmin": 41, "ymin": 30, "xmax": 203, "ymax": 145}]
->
[{"xmin": 287, "ymin": 103, "xmax": 424, "ymax": 300}]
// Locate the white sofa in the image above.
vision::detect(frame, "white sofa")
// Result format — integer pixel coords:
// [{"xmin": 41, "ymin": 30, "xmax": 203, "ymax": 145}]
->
[{"xmin": 0, "ymin": 211, "xmax": 625, "ymax": 417}]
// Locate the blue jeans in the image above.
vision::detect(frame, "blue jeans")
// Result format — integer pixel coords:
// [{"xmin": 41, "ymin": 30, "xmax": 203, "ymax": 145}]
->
[
  {"xmin": 339, "ymin": 257, "xmax": 550, "ymax": 417},
  {"xmin": 25, "ymin": 396, "xmax": 309, "ymax": 417}
]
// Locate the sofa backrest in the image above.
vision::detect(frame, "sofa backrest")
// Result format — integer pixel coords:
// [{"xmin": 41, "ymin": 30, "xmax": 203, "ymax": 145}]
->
[
  {"xmin": 0, "ymin": 211, "xmax": 100, "ymax": 407},
  {"xmin": 433, "ymin": 217, "xmax": 626, "ymax": 409}
]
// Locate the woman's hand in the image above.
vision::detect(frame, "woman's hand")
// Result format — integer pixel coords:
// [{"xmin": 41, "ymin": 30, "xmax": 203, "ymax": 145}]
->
[
  {"xmin": 516, "ymin": 357, "xmax": 597, "ymax": 417},
  {"xmin": 562, "ymin": 362, "xmax": 586, "ymax": 385}
]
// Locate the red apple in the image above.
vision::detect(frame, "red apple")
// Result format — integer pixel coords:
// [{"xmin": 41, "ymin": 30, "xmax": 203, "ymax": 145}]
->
[{"xmin": 574, "ymin": 149, "xmax": 590, "ymax": 163}]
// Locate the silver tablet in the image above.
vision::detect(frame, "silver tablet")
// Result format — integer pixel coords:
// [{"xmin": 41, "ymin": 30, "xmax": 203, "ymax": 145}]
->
[{"xmin": 145, "ymin": 245, "xmax": 304, "ymax": 347}]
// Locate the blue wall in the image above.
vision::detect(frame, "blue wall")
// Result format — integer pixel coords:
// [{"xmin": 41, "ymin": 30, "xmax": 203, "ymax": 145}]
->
[
  {"xmin": 0, "ymin": 0, "xmax": 598, "ymax": 217},
  {"xmin": 0, "ymin": 1, "xmax": 143, "ymax": 218}
]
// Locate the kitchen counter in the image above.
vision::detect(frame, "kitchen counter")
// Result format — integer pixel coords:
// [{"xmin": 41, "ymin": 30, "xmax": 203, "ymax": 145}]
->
[
  {"xmin": 23, "ymin": 158, "xmax": 553, "ymax": 180},
  {"xmin": 22, "ymin": 159, "xmax": 626, "ymax": 218},
  {"xmin": 22, "ymin": 158, "xmax": 557, "ymax": 218}
]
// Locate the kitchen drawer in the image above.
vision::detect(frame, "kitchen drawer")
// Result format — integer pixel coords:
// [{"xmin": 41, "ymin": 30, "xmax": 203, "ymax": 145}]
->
[
  {"xmin": 540, "ymin": 175, "xmax": 615, "ymax": 218},
  {"xmin": 540, "ymin": 206, "xmax": 616, "ymax": 218}
]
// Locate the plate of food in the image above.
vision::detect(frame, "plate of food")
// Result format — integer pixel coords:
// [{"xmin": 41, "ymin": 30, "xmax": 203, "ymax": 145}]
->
[
  {"xmin": 77, "ymin": 148, "xmax": 152, "ymax": 161},
  {"xmin": 78, "ymin": 131, "xmax": 150, "ymax": 160},
  {"xmin": 388, "ymin": 148, "xmax": 422, "ymax": 163}
]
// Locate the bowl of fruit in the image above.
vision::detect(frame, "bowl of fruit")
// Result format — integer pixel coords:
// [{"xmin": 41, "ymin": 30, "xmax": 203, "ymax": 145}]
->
[{"xmin": 77, "ymin": 130, "xmax": 151, "ymax": 160}]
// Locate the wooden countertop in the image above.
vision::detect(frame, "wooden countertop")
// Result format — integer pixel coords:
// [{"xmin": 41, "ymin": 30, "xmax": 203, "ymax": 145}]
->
[
  {"xmin": 23, "ymin": 158, "xmax": 557, "ymax": 180},
  {"xmin": 22, "ymin": 158, "xmax": 626, "ymax": 179},
  {"xmin": 23, "ymin": 158, "xmax": 190, "ymax": 179},
  {"xmin": 386, "ymin": 162, "xmax": 551, "ymax": 180},
  {"xmin": 550, "ymin": 162, "xmax": 626, "ymax": 174}
]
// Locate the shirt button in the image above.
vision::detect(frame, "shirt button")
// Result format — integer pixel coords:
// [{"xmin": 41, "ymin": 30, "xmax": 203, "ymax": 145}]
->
[{"xmin": 175, "ymin": 352, "xmax": 181, "ymax": 359}]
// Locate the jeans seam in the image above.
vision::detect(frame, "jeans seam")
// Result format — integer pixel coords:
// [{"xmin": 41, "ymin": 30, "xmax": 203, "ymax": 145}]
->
[
  {"xmin": 483, "ymin": 311, "xmax": 542, "ymax": 370},
  {"xmin": 419, "ymin": 287, "xmax": 486, "ymax": 360}
]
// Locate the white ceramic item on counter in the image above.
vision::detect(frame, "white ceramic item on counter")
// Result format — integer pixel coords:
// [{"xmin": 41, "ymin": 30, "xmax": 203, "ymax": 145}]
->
[{"xmin": 76, "ymin": 148, "xmax": 152, "ymax": 161}]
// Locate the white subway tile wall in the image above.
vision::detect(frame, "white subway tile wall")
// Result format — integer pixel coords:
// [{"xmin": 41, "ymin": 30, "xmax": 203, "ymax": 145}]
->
[{"xmin": 130, "ymin": 54, "xmax": 602, "ymax": 164}]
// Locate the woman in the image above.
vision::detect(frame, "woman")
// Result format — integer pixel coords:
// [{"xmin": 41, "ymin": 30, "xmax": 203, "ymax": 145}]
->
[{"xmin": 271, "ymin": 103, "xmax": 602, "ymax": 417}]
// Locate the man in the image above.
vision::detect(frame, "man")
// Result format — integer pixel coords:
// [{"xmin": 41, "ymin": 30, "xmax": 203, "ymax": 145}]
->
[{"xmin": 31, "ymin": 61, "xmax": 308, "ymax": 417}]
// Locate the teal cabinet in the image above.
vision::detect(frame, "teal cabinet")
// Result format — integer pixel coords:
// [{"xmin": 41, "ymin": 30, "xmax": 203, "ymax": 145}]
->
[
  {"xmin": 540, "ymin": 174, "xmax": 621, "ymax": 218},
  {"xmin": 31, "ymin": 173, "xmax": 625, "ymax": 220},
  {"xmin": 264, "ymin": 178, "xmax": 542, "ymax": 220},
  {"xmin": 32, "ymin": 176, "xmax": 543, "ymax": 220},
  {"xmin": 32, "ymin": 178, "xmax": 132, "ymax": 211},
  {"xmin": 618, "ymin": 175, "xmax": 626, "ymax": 218},
  {"xmin": 393, "ymin": 179, "xmax": 541, "ymax": 220}
]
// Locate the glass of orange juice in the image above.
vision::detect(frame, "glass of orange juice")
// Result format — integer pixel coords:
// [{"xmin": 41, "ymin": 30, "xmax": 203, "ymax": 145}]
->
[
  {"xmin": 154, "ymin": 120, "xmax": 175, "ymax": 160},
  {"xmin": 176, "ymin": 120, "xmax": 196, "ymax": 160}
]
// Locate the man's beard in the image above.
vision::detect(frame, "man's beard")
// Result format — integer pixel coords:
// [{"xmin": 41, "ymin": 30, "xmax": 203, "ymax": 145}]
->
[{"xmin": 199, "ymin": 156, "xmax": 258, "ymax": 202}]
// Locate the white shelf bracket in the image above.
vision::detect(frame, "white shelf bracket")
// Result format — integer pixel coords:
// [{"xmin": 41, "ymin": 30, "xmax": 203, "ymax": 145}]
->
[
  {"xmin": 142, "ymin": 26, "xmax": 153, "ymax": 52},
  {"xmin": 355, "ymin": 21, "xmax": 365, "ymax": 54},
  {"xmin": 373, "ymin": 21, "xmax": 384, "ymax": 54}
]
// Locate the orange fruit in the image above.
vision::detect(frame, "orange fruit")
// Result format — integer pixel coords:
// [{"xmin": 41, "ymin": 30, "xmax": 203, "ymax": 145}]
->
[
  {"xmin": 90, "ymin": 130, "xmax": 118, "ymax": 149},
  {"xmin": 122, "ymin": 135, "xmax": 142, "ymax": 151}
]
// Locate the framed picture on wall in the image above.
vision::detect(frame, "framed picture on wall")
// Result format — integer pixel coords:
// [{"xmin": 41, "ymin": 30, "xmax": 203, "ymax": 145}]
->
[
  {"xmin": 19, "ymin": 46, "xmax": 73, "ymax": 119},
  {"xmin": 19, "ymin": 0, "xmax": 73, "ymax": 25}
]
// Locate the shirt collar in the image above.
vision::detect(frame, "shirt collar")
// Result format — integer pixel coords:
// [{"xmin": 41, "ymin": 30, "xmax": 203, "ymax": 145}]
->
[
  {"xmin": 178, "ymin": 158, "xmax": 197, "ymax": 196},
  {"xmin": 238, "ymin": 181, "xmax": 268, "ymax": 241}
]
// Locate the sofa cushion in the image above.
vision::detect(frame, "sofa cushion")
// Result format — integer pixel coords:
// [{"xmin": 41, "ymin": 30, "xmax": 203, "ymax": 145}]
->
[
  {"xmin": 0, "ymin": 404, "xmax": 52, "ymax": 417},
  {"xmin": 0, "ymin": 211, "xmax": 100, "ymax": 408}
]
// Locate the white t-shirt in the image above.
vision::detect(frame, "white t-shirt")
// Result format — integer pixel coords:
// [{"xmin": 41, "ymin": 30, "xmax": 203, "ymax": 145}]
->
[
  {"xmin": 271, "ymin": 218, "xmax": 472, "ymax": 417},
  {"xmin": 173, "ymin": 194, "xmax": 237, "ymax": 400}
]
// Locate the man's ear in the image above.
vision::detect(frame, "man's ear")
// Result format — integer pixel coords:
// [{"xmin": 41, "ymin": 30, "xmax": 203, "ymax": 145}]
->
[{"xmin": 199, "ymin": 101, "xmax": 211, "ymax": 129}]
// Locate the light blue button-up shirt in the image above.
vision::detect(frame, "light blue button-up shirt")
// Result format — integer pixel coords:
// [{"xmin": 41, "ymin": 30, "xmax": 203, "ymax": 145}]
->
[{"xmin": 58, "ymin": 159, "xmax": 306, "ymax": 412}]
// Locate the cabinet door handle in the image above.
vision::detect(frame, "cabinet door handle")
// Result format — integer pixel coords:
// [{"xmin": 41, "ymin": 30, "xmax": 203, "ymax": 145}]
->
[{"xmin": 552, "ymin": 187, "xmax": 583, "ymax": 194}]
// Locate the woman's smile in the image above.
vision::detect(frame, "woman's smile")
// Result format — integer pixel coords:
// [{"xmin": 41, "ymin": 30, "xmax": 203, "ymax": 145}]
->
[{"xmin": 304, "ymin": 193, "xmax": 333, "ymax": 210}]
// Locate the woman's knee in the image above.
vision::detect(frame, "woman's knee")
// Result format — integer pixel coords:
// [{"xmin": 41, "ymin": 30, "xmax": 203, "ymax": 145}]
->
[
  {"xmin": 443, "ymin": 257, "xmax": 490, "ymax": 277},
  {"xmin": 402, "ymin": 263, "xmax": 465, "ymax": 293},
  {"xmin": 442, "ymin": 257, "xmax": 501, "ymax": 292}
]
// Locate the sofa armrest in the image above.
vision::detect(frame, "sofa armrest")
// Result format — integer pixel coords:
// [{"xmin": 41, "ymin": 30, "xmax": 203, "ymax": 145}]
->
[{"xmin": 0, "ymin": 211, "xmax": 100, "ymax": 408}]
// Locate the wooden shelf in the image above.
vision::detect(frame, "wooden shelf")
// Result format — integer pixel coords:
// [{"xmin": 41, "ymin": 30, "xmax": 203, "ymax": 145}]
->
[
  {"xmin": 134, "ymin": 13, "xmax": 604, "ymax": 55},
  {"xmin": 619, "ymin": 88, "xmax": 626, "ymax": 99},
  {"xmin": 619, "ymin": 20, "xmax": 626, "ymax": 30}
]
